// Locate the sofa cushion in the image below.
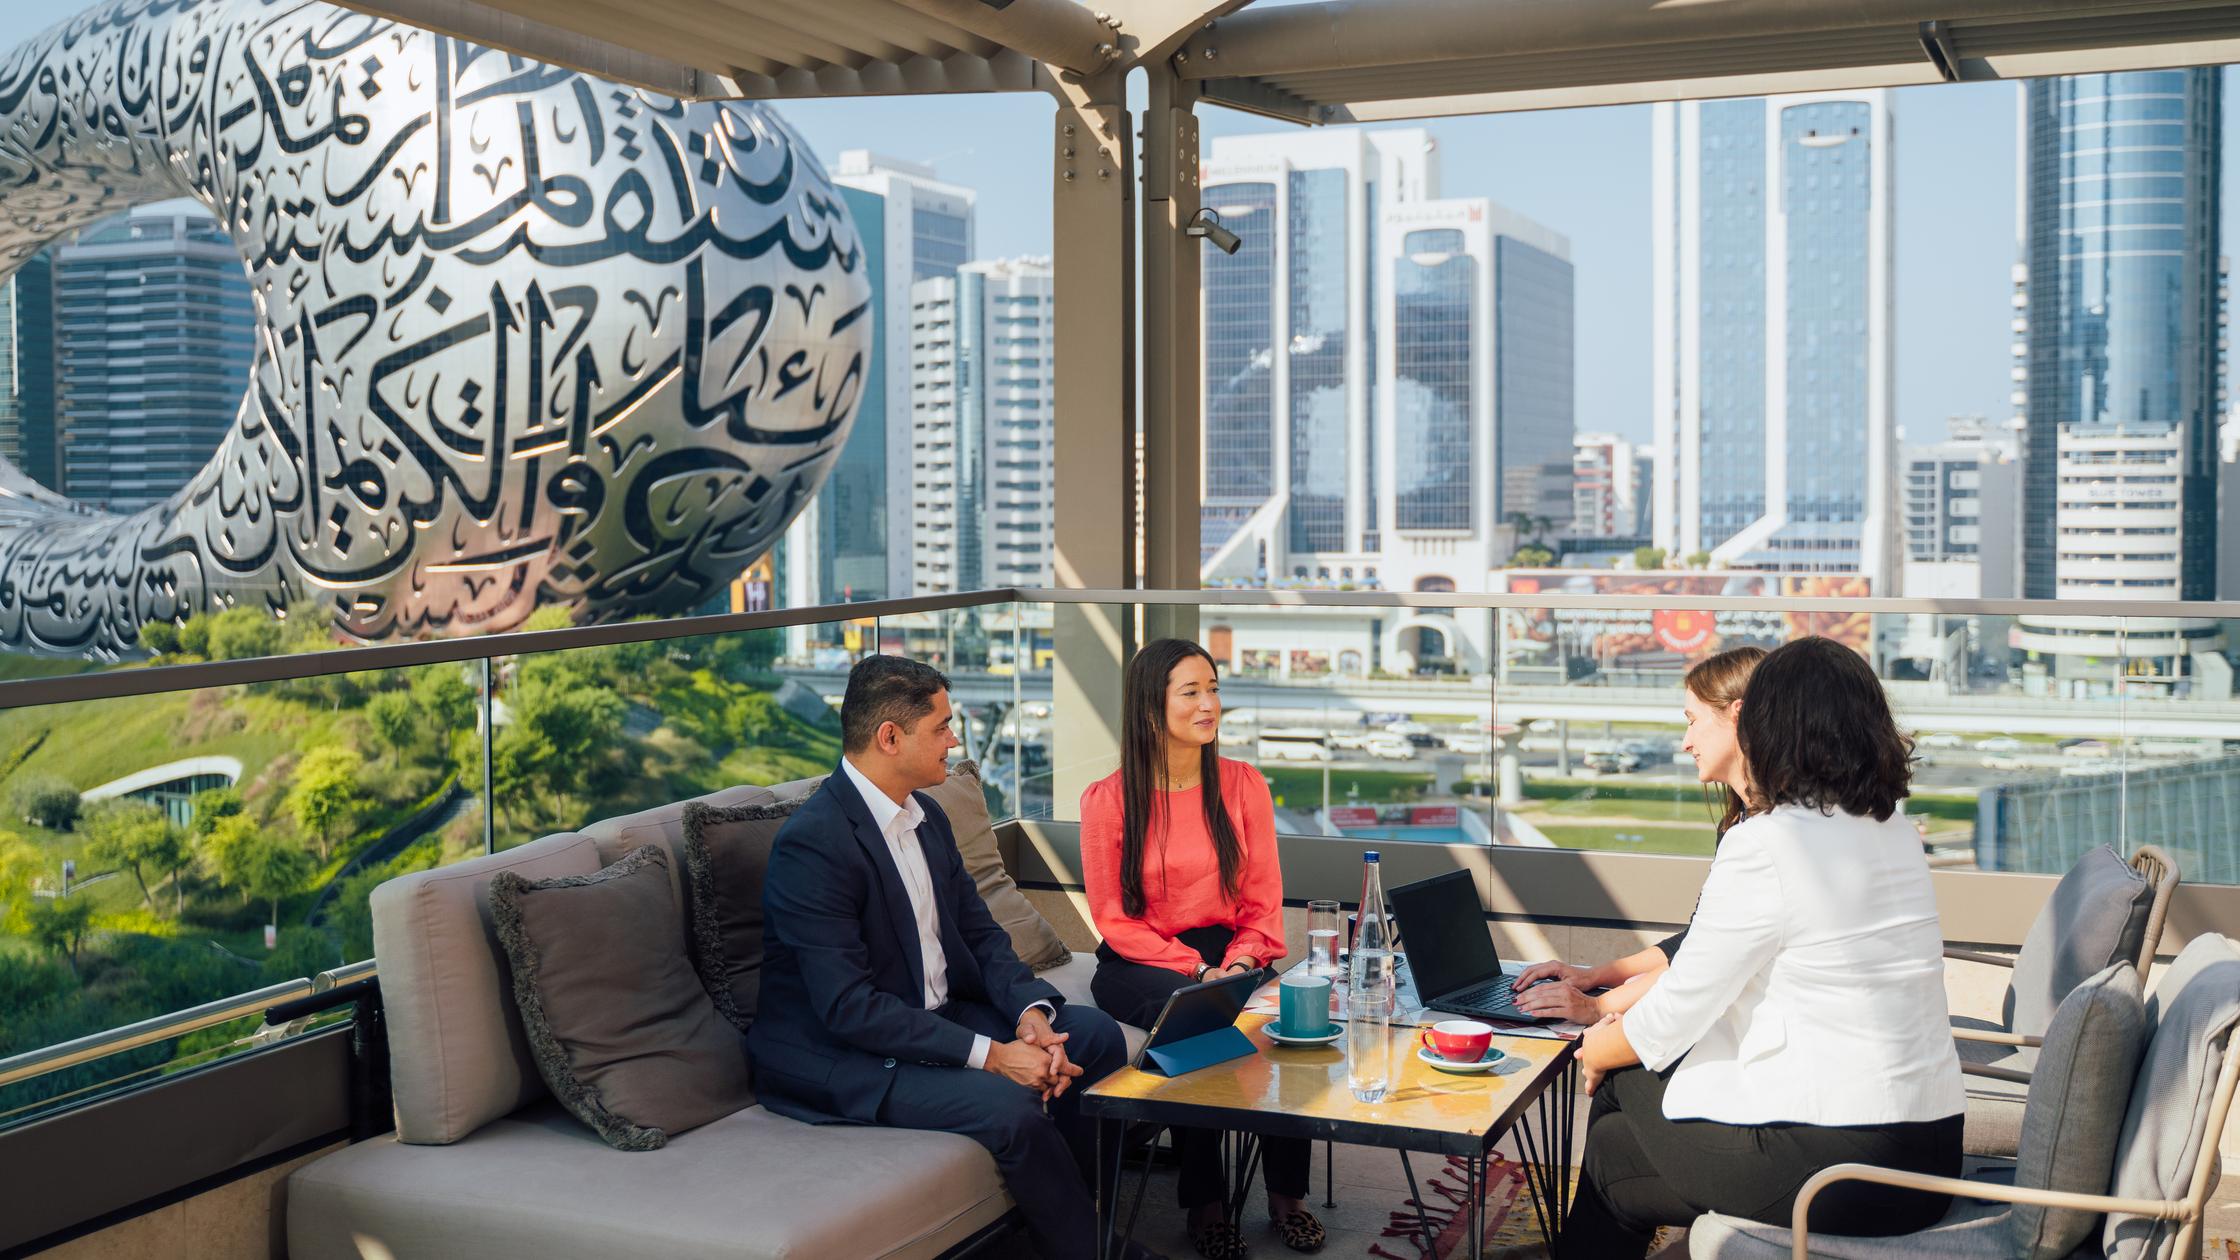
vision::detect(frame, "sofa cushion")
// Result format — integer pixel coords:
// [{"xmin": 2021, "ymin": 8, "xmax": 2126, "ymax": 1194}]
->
[
  {"xmin": 2007, "ymin": 846, "xmax": 2151, "ymax": 1039},
  {"xmin": 924, "ymin": 759, "xmax": 1071, "ymax": 972},
  {"xmin": 370, "ymin": 830, "xmax": 606, "ymax": 1145},
  {"xmin": 680, "ymin": 796, "xmax": 802, "ymax": 1033},
  {"xmin": 2008, "ymin": 963, "xmax": 2147, "ymax": 1260},
  {"xmin": 1041, "ymin": 951, "xmax": 1148, "ymax": 1059},
  {"xmin": 2106, "ymin": 933, "xmax": 2240, "ymax": 1260},
  {"xmin": 490, "ymin": 845, "xmax": 753, "ymax": 1150},
  {"xmin": 287, "ymin": 1101, "xmax": 1010, "ymax": 1260}
]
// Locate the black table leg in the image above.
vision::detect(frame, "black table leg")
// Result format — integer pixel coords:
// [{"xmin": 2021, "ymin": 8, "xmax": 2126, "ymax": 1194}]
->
[
  {"xmin": 1396, "ymin": 1150, "xmax": 1441, "ymax": 1257},
  {"xmin": 1467, "ymin": 1152, "xmax": 1486, "ymax": 1260},
  {"xmin": 1096, "ymin": 1116, "xmax": 1118, "ymax": 1260},
  {"xmin": 1323, "ymin": 1138, "xmax": 1336, "ymax": 1208}
]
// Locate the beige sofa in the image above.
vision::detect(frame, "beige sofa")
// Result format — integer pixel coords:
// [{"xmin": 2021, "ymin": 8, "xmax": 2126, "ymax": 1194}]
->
[{"xmin": 286, "ymin": 776, "xmax": 1140, "ymax": 1260}]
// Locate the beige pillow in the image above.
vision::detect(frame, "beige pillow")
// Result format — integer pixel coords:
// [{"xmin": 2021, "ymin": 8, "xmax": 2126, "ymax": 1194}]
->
[
  {"xmin": 923, "ymin": 760, "xmax": 1071, "ymax": 971},
  {"xmin": 490, "ymin": 845, "xmax": 754, "ymax": 1151},
  {"xmin": 680, "ymin": 797, "xmax": 802, "ymax": 1034}
]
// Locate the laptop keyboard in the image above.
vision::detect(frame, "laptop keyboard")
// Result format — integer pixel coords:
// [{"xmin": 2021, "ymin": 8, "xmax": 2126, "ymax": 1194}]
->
[{"xmin": 1445, "ymin": 974, "xmax": 1525, "ymax": 1015}]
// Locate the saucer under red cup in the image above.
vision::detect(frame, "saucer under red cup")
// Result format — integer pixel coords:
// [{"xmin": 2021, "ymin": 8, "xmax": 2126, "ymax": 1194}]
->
[{"xmin": 1418, "ymin": 1019, "xmax": 1494, "ymax": 1061}]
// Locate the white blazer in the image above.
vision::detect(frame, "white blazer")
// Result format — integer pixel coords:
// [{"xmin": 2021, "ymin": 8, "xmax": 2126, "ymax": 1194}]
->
[{"xmin": 1623, "ymin": 804, "xmax": 1965, "ymax": 1127}]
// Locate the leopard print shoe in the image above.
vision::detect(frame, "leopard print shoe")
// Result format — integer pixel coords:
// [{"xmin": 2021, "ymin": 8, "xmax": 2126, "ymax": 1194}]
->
[
  {"xmin": 1188, "ymin": 1218, "xmax": 1248, "ymax": 1260},
  {"xmin": 1273, "ymin": 1208, "xmax": 1326, "ymax": 1253}
]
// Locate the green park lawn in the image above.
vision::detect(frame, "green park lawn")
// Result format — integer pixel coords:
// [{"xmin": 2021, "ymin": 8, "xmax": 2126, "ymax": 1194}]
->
[{"xmin": 1261, "ymin": 766, "xmax": 1433, "ymax": 807}]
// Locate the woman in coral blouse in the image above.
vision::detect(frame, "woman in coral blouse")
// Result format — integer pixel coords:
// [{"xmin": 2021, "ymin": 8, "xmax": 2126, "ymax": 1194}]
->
[{"xmin": 1083, "ymin": 638, "xmax": 1322, "ymax": 1259}]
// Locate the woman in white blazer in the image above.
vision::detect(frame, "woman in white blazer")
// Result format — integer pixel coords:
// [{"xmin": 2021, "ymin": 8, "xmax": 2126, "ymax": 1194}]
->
[{"xmin": 1558, "ymin": 636, "xmax": 1965, "ymax": 1256}]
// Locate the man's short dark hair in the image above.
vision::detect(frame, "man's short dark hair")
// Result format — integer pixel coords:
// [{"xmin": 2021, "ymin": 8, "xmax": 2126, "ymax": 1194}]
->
[{"xmin": 840, "ymin": 655, "xmax": 953, "ymax": 752}]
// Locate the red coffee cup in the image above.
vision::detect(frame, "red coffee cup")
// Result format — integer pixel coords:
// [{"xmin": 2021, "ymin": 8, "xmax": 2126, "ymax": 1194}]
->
[{"xmin": 1418, "ymin": 1019, "xmax": 1494, "ymax": 1062}]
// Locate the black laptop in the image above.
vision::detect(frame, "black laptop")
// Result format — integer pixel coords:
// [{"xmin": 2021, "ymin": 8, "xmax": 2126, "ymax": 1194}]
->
[{"xmin": 1389, "ymin": 870, "xmax": 1558, "ymax": 1024}]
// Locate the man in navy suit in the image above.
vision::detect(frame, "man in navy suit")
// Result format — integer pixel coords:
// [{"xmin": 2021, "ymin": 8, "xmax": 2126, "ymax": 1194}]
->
[{"xmin": 750, "ymin": 655, "xmax": 1138, "ymax": 1260}]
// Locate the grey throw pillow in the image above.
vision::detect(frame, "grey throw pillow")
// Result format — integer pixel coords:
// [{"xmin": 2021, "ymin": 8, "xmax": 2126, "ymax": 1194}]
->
[
  {"xmin": 680, "ymin": 797, "xmax": 802, "ymax": 1034},
  {"xmin": 2007, "ymin": 845, "xmax": 2151, "ymax": 1038},
  {"xmin": 923, "ymin": 759, "xmax": 1072, "ymax": 972},
  {"xmin": 2105, "ymin": 933, "xmax": 2240, "ymax": 1260},
  {"xmin": 2008, "ymin": 963, "xmax": 2148, "ymax": 1260},
  {"xmin": 490, "ymin": 845, "xmax": 755, "ymax": 1151}
]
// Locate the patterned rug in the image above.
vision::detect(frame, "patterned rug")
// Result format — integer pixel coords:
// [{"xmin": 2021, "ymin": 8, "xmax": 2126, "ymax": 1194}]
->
[{"xmin": 1370, "ymin": 1155, "xmax": 1566, "ymax": 1260}]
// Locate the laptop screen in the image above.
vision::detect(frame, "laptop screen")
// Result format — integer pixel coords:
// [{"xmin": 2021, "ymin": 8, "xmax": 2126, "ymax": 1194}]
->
[{"xmin": 1389, "ymin": 870, "xmax": 1503, "ymax": 1001}]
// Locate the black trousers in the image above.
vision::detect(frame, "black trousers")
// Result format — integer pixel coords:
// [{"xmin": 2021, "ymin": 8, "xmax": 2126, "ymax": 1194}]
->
[
  {"xmin": 1558, "ymin": 1064, "xmax": 1963, "ymax": 1257},
  {"xmin": 873, "ymin": 998, "xmax": 1127, "ymax": 1260},
  {"xmin": 1091, "ymin": 924, "xmax": 1312, "ymax": 1212}
]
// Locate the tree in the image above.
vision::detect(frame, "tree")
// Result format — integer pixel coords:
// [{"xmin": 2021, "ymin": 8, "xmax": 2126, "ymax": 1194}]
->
[
  {"xmin": 285, "ymin": 747, "xmax": 368, "ymax": 863},
  {"xmin": 411, "ymin": 668, "xmax": 477, "ymax": 734},
  {"xmin": 188, "ymin": 787, "xmax": 244, "ymax": 838},
  {"xmin": 198, "ymin": 814, "xmax": 314, "ymax": 928},
  {"xmin": 1633, "ymin": 546, "xmax": 1667, "ymax": 571},
  {"xmin": 491, "ymin": 675, "xmax": 624, "ymax": 831},
  {"xmin": 176, "ymin": 613, "xmax": 213, "ymax": 658},
  {"xmin": 138, "ymin": 620, "xmax": 180, "ymax": 655},
  {"xmin": 26, "ymin": 896, "xmax": 94, "ymax": 977},
  {"xmin": 82, "ymin": 800, "xmax": 187, "ymax": 914},
  {"xmin": 365, "ymin": 691, "xmax": 418, "ymax": 763},
  {"xmin": 205, "ymin": 606, "xmax": 283, "ymax": 661},
  {"xmin": 10, "ymin": 775, "xmax": 80, "ymax": 831}
]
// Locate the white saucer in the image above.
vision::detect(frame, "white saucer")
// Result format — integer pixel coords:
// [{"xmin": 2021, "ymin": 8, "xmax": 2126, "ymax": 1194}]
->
[
  {"xmin": 1264, "ymin": 1026, "xmax": 1344, "ymax": 1046},
  {"xmin": 1417, "ymin": 1045, "xmax": 1506, "ymax": 1073}
]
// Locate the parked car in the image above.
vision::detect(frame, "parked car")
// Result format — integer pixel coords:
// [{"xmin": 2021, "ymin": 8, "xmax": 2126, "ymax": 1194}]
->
[
  {"xmin": 1257, "ymin": 728, "xmax": 1335, "ymax": 762},
  {"xmin": 2061, "ymin": 740, "xmax": 2112, "ymax": 759},
  {"xmin": 1384, "ymin": 720, "xmax": 1432, "ymax": 737},
  {"xmin": 1327, "ymin": 729, "xmax": 1373, "ymax": 751},
  {"xmin": 1973, "ymin": 736, "xmax": 2023, "ymax": 754},
  {"xmin": 1365, "ymin": 737, "xmax": 1416, "ymax": 761},
  {"xmin": 1917, "ymin": 732, "xmax": 1963, "ymax": 749},
  {"xmin": 1981, "ymin": 754, "xmax": 2029, "ymax": 771},
  {"xmin": 1584, "ymin": 749, "xmax": 1644, "ymax": 773},
  {"xmin": 1442, "ymin": 733, "xmax": 1493, "ymax": 756}
]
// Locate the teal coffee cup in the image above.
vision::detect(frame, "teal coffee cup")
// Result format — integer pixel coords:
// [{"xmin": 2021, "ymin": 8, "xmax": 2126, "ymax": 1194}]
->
[{"xmin": 1277, "ymin": 972, "xmax": 1335, "ymax": 1037}]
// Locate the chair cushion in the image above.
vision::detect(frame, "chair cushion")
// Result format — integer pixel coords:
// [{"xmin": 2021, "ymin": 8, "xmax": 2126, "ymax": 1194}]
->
[
  {"xmin": 286, "ymin": 1101, "xmax": 1010, "ymax": 1260},
  {"xmin": 2009, "ymin": 963, "xmax": 2148, "ymax": 1259},
  {"xmin": 1961, "ymin": 1078, "xmax": 2027, "ymax": 1159},
  {"xmin": 924, "ymin": 759, "xmax": 1070, "ymax": 972},
  {"xmin": 1688, "ymin": 1196, "xmax": 2013, "ymax": 1259},
  {"xmin": 680, "ymin": 796, "xmax": 802, "ymax": 1033},
  {"xmin": 369, "ymin": 830, "xmax": 606, "ymax": 1145},
  {"xmin": 490, "ymin": 845, "xmax": 754, "ymax": 1150},
  {"xmin": 2106, "ymin": 933, "xmax": 2240, "ymax": 1260},
  {"xmin": 2007, "ymin": 846, "xmax": 2151, "ymax": 1038}
]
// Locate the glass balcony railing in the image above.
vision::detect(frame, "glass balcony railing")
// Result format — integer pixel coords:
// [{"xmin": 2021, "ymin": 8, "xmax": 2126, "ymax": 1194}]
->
[{"xmin": 1, "ymin": 587, "xmax": 2236, "ymax": 1129}]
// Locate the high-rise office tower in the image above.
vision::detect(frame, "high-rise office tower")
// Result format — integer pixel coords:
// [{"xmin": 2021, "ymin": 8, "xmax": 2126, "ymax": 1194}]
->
[
  {"xmin": 1572, "ymin": 432, "xmax": 1651, "ymax": 540},
  {"xmin": 1652, "ymin": 92, "xmax": 1897, "ymax": 588},
  {"xmin": 55, "ymin": 204, "xmax": 252, "ymax": 513},
  {"xmin": 784, "ymin": 151, "xmax": 974, "ymax": 609},
  {"xmin": 0, "ymin": 250, "xmax": 56, "ymax": 491},
  {"xmin": 2014, "ymin": 70, "xmax": 2225, "ymax": 688},
  {"xmin": 908, "ymin": 258, "xmax": 1054, "ymax": 593},
  {"xmin": 1199, "ymin": 129, "xmax": 1573, "ymax": 601}
]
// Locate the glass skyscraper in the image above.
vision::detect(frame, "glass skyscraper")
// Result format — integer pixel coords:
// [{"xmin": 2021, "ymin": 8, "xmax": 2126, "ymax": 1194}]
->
[
  {"xmin": 787, "ymin": 151, "xmax": 973, "ymax": 607},
  {"xmin": 0, "ymin": 250, "xmax": 55, "ymax": 491},
  {"xmin": 1202, "ymin": 181, "xmax": 1277, "ymax": 566},
  {"xmin": 1653, "ymin": 92, "xmax": 1895, "ymax": 587},
  {"xmin": 2020, "ymin": 69, "xmax": 2222, "ymax": 602},
  {"xmin": 55, "ymin": 205, "xmax": 253, "ymax": 513},
  {"xmin": 1392, "ymin": 227, "xmax": 1473, "ymax": 532}
]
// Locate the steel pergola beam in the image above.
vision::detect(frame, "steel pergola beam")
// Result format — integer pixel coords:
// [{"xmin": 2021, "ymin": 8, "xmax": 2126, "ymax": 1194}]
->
[
  {"xmin": 885, "ymin": 0, "xmax": 1121, "ymax": 75},
  {"xmin": 1169, "ymin": 0, "xmax": 2238, "ymax": 81},
  {"xmin": 335, "ymin": 0, "xmax": 736, "ymax": 97}
]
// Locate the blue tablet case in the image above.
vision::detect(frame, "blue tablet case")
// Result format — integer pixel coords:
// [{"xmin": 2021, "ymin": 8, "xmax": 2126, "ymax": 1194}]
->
[{"xmin": 1137, "ymin": 970, "xmax": 1262, "ymax": 1078}]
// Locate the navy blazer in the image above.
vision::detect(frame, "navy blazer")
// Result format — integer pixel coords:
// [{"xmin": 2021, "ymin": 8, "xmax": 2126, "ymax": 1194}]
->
[{"xmin": 747, "ymin": 763, "xmax": 1063, "ymax": 1124}]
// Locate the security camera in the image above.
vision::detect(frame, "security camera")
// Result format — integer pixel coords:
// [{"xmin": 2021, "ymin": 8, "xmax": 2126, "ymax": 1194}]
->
[{"xmin": 1185, "ymin": 207, "xmax": 1243, "ymax": 256}]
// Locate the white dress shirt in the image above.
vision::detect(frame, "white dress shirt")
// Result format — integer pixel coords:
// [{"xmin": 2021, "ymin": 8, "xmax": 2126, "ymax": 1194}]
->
[
  {"xmin": 1623, "ymin": 803, "xmax": 1965, "ymax": 1127},
  {"xmin": 841, "ymin": 758, "xmax": 1050, "ymax": 1071}
]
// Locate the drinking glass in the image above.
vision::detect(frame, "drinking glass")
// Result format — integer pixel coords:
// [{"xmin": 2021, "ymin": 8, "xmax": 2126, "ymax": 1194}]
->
[{"xmin": 1306, "ymin": 900, "xmax": 1342, "ymax": 977}]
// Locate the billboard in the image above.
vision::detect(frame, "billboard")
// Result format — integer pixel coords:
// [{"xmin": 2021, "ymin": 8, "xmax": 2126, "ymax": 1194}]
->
[{"xmin": 1495, "ymin": 571, "xmax": 1874, "ymax": 673}]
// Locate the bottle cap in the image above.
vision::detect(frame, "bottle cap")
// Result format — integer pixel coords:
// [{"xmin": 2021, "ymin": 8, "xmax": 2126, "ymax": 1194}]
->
[{"xmin": 1363, "ymin": 850, "xmax": 1380, "ymax": 862}]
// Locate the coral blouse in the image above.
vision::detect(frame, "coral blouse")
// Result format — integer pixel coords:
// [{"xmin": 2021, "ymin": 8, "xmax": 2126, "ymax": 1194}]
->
[{"xmin": 1079, "ymin": 757, "xmax": 1287, "ymax": 976}]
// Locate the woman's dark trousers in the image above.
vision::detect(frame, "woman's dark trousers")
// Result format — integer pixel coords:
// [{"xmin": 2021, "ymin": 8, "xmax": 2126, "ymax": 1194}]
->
[{"xmin": 1090, "ymin": 924, "xmax": 1313, "ymax": 1211}]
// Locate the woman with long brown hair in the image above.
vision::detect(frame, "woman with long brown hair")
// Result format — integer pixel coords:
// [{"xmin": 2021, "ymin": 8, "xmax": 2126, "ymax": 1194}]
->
[
  {"xmin": 1081, "ymin": 638, "xmax": 1322, "ymax": 1258},
  {"xmin": 1513, "ymin": 645, "xmax": 1765, "ymax": 1023}
]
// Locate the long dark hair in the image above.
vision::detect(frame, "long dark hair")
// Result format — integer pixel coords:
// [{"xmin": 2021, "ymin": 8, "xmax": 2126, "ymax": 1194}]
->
[
  {"xmin": 1119, "ymin": 638, "xmax": 1243, "ymax": 918},
  {"xmin": 1684, "ymin": 645, "xmax": 1766, "ymax": 835},
  {"xmin": 1736, "ymin": 636, "xmax": 1914, "ymax": 821}
]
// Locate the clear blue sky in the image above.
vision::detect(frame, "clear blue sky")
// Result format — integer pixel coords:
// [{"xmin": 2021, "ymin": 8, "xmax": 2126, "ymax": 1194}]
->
[{"xmin": 4, "ymin": 4, "xmax": 2230, "ymax": 447}]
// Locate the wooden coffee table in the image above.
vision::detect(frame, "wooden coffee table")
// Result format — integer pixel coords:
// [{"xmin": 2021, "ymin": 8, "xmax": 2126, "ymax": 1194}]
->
[{"xmin": 1085, "ymin": 1013, "xmax": 1579, "ymax": 1260}]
